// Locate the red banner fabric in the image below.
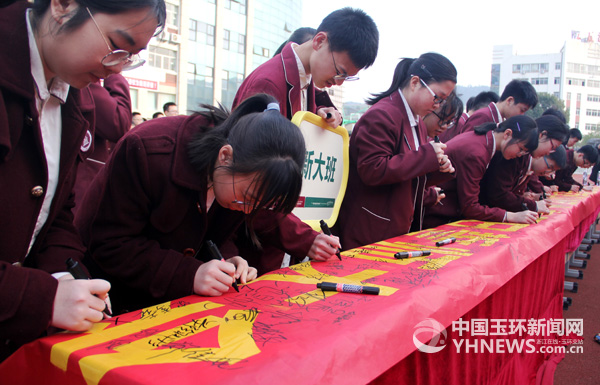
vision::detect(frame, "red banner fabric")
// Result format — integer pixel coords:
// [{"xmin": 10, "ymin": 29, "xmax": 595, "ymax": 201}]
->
[{"xmin": 1, "ymin": 190, "xmax": 598, "ymax": 385}]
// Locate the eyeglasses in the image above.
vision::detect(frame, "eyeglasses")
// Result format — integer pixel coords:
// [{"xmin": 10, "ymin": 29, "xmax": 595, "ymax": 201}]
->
[
  {"xmin": 231, "ymin": 174, "xmax": 253, "ymax": 209},
  {"xmin": 419, "ymin": 78, "xmax": 446, "ymax": 106},
  {"xmin": 331, "ymin": 50, "xmax": 359, "ymax": 82},
  {"xmin": 431, "ymin": 111, "xmax": 455, "ymax": 129},
  {"xmin": 543, "ymin": 155, "xmax": 556, "ymax": 172},
  {"xmin": 86, "ymin": 7, "xmax": 145, "ymax": 71}
]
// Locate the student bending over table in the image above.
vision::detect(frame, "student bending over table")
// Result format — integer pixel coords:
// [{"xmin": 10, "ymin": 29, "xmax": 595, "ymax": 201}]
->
[
  {"xmin": 75, "ymin": 94, "xmax": 306, "ymax": 314},
  {"xmin": 424, "ymin": 115, "xmax": 540, "ymax": 229}
]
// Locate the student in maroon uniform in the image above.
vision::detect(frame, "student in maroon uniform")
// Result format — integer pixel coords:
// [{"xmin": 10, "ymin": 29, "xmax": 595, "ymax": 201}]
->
[
  {"xmin": 479, "ymin": 115, "xmax": 569, "ymax": 214},
  {"xmin": 0, "ymin": 0, "xmax": 165, "ymax": 362},
  {"xmin": 541, "ymin": 145, "xmax": 598, "ymax": 192},
  {"xmin": 231, "ymin": 8, "xmax": 379, "ymax": 270},
  {"xmin": 456, "ymin": 80, "xmax": 538, "ymax": 137},
  {"xmin": 75, "ymin": 94, "xmax": 306, "ymax": 313},
  {"xmin": 441, "ymin": 90, "xmax": 498, "ymax": 142},
  {"xmin": 424, "ymin": 115, "xmax": 539, "ymax": 229},
  {"xmin": 337, "ymin": 53, "xmax": 456, "ymax": 250},
  {"xmin": 516, "ymin": 145, "xmax": 567, "ymax": 201}
]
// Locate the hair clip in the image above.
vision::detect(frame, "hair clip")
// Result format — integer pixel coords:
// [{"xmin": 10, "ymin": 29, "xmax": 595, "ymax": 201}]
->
[
  {"xmin": 516, "ymin": 122, "xmax": 521, "ymax": 132},
  {"xmin": 265, "ymin": 103, "xmax": 280, "ymax": 112}
]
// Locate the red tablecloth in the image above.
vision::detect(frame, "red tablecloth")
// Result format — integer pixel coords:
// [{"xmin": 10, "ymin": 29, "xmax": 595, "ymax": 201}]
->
[{"xmin": 1, "ymin": 189, "xmax": 598, "ymax": 385}]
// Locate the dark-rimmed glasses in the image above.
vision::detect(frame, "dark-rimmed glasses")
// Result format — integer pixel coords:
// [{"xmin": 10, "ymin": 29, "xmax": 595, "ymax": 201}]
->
[
  {"xmin": 431, "ymin": 111, "xmax": 455, "ymax": 129},
  {"xmin": 86, "ymin": 7, "xmax": 145, "ymax": 71},
  {"xmin": 331, "ymin": 50, "xmax": 359, "ymax": 82},
  {"xmin": 419, "ymin": 78, "xmax": 446, "ymax": 106}
]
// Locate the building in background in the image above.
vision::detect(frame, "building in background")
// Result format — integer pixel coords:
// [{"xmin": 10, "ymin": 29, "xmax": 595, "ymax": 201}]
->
[{"xmin": 492, "ymin": 35, "xmax": 600, "ymax": 133}]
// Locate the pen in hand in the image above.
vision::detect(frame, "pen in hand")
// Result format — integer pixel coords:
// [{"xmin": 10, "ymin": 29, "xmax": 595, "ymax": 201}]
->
[
  {"xmin": 206, "ymin": 240, "xmax": 239, "ymax": 292},
  {"xmin": 320, "ymin": 219, "xmax": 342, "ymax": 261},
  {"xmin": 65, "ymin": 258, "xmax": 112, "ymax": 316}
]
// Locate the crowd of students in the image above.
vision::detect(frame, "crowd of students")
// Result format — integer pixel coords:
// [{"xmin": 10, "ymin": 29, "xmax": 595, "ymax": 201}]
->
[{"xmin": 1, "ymin": 0, "xmax": 598, "ymax": 363}]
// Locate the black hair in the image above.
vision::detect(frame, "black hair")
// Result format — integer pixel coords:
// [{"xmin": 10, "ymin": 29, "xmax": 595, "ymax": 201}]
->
[
  {"xmin": 499, "ymin": 79, "xmax": 538, "ymax": 109},
  {"xmin": 187, "ymin": 94, "xmax": 305, "ymax": 235},
  {"xmin": 465, "ymin": 97, "xmax": 475, "ymax": 112},
  {"xmin": 547, "ymin": 145, "xmax": 567, "ymax": 169},
  {"xmin": 542, "ymin": 108, "xmax": 567, "ymax": 124},
  {"xmin": 152, "ymin": 111, "xmax": 164, "ymax": 119},
  {"xmin": 471, "ymin": 91, "xmax": 500, "ymax": 112},
  {"xmin": 569, "ymin": 128, "xmax": 583, "ymax": 140},
  {"xmin": 31, "ymin": 0, "xmax": 166, "ymax": 36},
  {"xmin": 474, "ymin": 115, "xmax": 539, "ymax": 152},
  {"xmin": 535, "ymin": 115, "xmax": 569, "ymax": 144},
  {"xmin": 132, "ymin": 111, "xmax": 141, "ymax": 116},
  {"xmin": 273, "ymin": 27, "xmax": 316, "ymax": 56},
  {"xmin": 577, "ymin": 145, "xmax": 599, "ymax": 164},
  {"xmin": 317, "ymin": 7, "xmax": 379, "ymax": 69},
  {"xmin": 163, "ymin": 102, "xmax": 177, "ymax": 113},
  {"xmin": 367, "ymin": 52, "xmax": 457, "ymax": 106},
  {"xmin": 435, "ymin": 91, "xmax": 463, "ymax": 124}
]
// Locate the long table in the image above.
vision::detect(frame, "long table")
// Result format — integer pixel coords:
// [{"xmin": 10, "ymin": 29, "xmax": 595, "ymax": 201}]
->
[{"xmin": 1, "ymin": 189, "xmax": 598, "ymax": 385}]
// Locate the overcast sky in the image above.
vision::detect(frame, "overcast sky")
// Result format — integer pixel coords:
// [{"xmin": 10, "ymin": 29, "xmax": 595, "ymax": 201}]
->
[{"xmin": 302, "ymin": 0, "xmax": 600, "ymax": 103}]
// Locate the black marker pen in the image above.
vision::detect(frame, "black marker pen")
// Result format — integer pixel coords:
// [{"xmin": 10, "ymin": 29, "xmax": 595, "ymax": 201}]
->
[
  {"xmin": 325, "ymin": 112, "xmax": 332, "ymax": 120},
  {"xmin": 320, "ymin": 219, "xmax": 342, "ymax": 261},
  {"xmin": 435, "ymin": 237, "xmax": 456, "ymax": 247},
  {"xmin": 65, "ymin": 258, "xmax": 112, "ymax": 316},
  {"xmin": 207, "ymin": 240, "xmax": 239, "ymax": 292},
  {"xmin": 317, "ymin": 282, "xmax": 379, "ymax": 295},
  {"xmin": 394, "ymin": 250, "xmax": 431, "ymax": 259}
]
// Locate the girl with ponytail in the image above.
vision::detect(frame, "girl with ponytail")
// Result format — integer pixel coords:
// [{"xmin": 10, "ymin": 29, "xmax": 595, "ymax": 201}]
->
[
  {"xmin": 424, "ymin": 115, "xmax": 540, "ymax": 228},
  {"xmin": 337, "ymin": 53, "xmax": 457, "ymax": 250},
  {"xmin": 75, "ymin": 94, "xmax": 306, "ymax": 314}
]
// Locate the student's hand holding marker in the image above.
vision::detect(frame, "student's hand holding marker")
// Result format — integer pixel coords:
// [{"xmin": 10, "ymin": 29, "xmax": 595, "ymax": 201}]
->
[
  {"xmin": 308, "ymin": 233, "xmax": 341, "ymax": 261},
  {"xmin": 317, "ymin": 107, "xmax": 342, "ymax": 128},
  {"xmin": 52, "ymin": 276, "xmax": 111, "ymax": 331},
  {"xmin": 193, "ymin": 257, "xmax": 257, "ymax": 296},
  {"xmin": 431, "ymin": 138, "xmax": 455, "ymax": 174},
  {"xmin": 535, "ymin": 200, "xmax": 550, "ymax": 214}
]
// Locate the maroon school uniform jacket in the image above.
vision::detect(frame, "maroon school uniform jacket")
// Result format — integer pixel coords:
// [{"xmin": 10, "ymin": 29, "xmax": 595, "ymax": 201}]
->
[
  {"xmin": 541, "ymin": 149, "xmax": 581, "ymax": 192},
  {"xmin": 439, "ymin": 111, "xmax": 469, "ymax": 142},
  {"xmin": 458, "ymin": 102, "xmax": 502, "ymax": 137},
  {"xmin": 479, "ymin": 153, "xmax": 537, "ymax": 212},
  {"xmin": 73, "ymin": 74, "xmax": 131, "ymax": 214},
  {"xmin": 75, "ymin": 115, "xmax": 248, "ymax": 312},
  {"xmin": 0, "ymin": 2, "xmax": 92, "ymax": 360},
  {"xmin": 424, "ymin": 131, "xmax": 506, "ymax": 229},
  {"xmin": 231, "ymin": 42, "xmax": 332, "ymax": 269},
  {"xmin": 337, "ymin": 92, "xmax": 447, "ymax": 250},
  {"xmin": 527, "ymin": 174, "xmax": 544, "ymax": 193}
]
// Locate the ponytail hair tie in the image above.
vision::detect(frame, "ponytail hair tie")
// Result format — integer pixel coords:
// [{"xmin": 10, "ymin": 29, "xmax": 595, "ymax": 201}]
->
[{"xmin": 265, "ymin": 102, "xmax": 280, "ymax": 112}]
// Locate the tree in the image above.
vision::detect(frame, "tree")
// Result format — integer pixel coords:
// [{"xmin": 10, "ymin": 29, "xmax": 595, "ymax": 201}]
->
[{"xmin": 525, "ymin": 92, "xmax": 569, "ymax": 121}]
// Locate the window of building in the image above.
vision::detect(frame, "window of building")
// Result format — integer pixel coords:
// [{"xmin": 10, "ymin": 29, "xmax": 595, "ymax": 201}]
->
[
  {"xmin": 189, "ymin": 19, "xmax": 197, "ymax": 42},
  {"xmin": 223, "ymin": 30, "xmax": 230, "ymax": 50},
  {"xmin": 522, "ymin": 64, "xmax": 531, "ymax": 73},
  {"xmin": 531, "ymin": 78, "xmax": 548, "ymax": 85},
  {"xmin": 512, "ymin": 64, "xmax": 521, "ymax": 73},
  {"xmin": 567, "ymin": 92, "xmax": 571, "ymax": 101},
  {"xmin": 586, "ymin": 123, "xmax": 600, "ymax": 131},
  {"xmin": 531, "ymin": 63, "xmax": 539, "ymax": 73},
  {"xmin": 554, "ymin": 77, "xmax": 560, "ymax": 84},
  {"xmin": 555, "ymin": 62, "xmax": 561, "ymax": 70},
  {"xmin": 576, "ymin": 108, "xmax": 580, "ymax": 116},
  {"xmin": 586, "ymin": 109, "xmax": 600, "ymax": 117},
  {"xmin": 222, "ymin": 70, "xmax": 229, "ymax": 91},
  {"xmin": 588, "ymin": 94, "xmax": 600, "ymax": 103},
  {"xmin": 237, "ymin": 34, "xmax": 246, "ymax": 54},
  {"xmin": 148, "ymin": 46, "xmax": 178, "ymax": 71},
  {"xmin": 577, "ymin": 93, "xmax": 581, "ymax": 101},
  {"xmin": 166, "ymin": 3, "xmax": 179, "ymax": 29},
  {"xmin": 567, "ymin": 78, "xmax": 586, "ymax": 86},
  {"xmin": 589, "ymin": 80, "xmax": 600, "ymax": 88},
  {"xmin": 190, "ymin": 20, "xmax": 215, "ymax": 46},
  {"xmin": 540, "ymin": 63, "xmax": 549, "ymax": 73}
]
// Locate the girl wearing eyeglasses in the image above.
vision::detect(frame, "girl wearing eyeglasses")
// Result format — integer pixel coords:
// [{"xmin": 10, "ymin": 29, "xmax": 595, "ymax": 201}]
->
[
  {"xmin": 336, "ymin": 53, "xmax": 456, "ymax": 250},
  {"xmin": 479, "ymin": 115, "xmax": 570, "ymax": 217},
  {"xmin": 0, "ymin": 0, "xmax": 165, "ymax": 361},
  {"xmin": 75, "ymin": 94, "xmax": 306, "ymax": 314},
  {"xmin": 424, "ymin": 115, "xmax": 540, "ymax": 229}
]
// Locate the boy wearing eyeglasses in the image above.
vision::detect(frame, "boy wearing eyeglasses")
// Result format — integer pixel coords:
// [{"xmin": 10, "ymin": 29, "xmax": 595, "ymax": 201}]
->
[
  {"xmin": 541, "ymin": 145, "xmax": 599, "ymax": 192},
  {"xmin": 229, "ymin": 8, "xmax": 379, "ymax": 274},
  {"xmin": 232, "ymin": 7, "xmax": 379, "ymax": 129}
]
